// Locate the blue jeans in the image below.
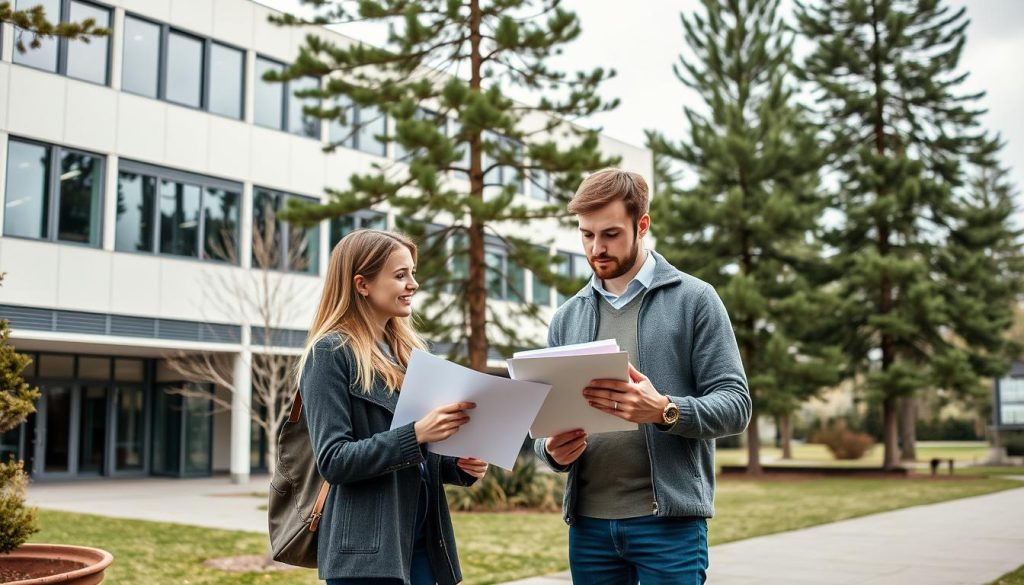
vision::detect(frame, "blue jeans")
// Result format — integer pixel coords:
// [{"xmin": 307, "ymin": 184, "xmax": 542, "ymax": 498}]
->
[{"xmin": 569, "ymin": 515, "xmax": 708, "ymax": 585}]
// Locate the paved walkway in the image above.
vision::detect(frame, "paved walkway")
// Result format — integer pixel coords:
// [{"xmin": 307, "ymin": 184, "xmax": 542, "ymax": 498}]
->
[
  {"xmin": 27, "ymin": 476, "xmax": 1024, "ymax": 584},
  {"xmin": 27, "ymin": 474, "xmax": 272, "ymax": 533},
  {"xmin": 501, "ymin": 485, "xmax": 1024, "ymax": 585}
]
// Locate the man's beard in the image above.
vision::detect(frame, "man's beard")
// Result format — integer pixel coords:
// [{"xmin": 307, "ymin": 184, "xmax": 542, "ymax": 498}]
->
[{"xmin": 589, "ymin": 236, "xmax": 641, "ymax": 281}]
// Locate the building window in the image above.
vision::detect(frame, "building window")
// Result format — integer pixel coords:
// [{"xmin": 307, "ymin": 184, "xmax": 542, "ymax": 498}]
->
[
  {"xmin": 3, "ymin": 137, "xmax": 104, "ymax": 247},
  {"xmin": 556, "ymin": 251, "xmax": 592, "ymax": 305},
  {"xmin": 483, "ymin": 131, "xmax": 523, "ymax": 197},
  {"xmin": 288, "ymin": 75, "xmax": 321, "ymax": 139},
  {"xmin": 13, "ymin": 0, "xmax": 111, "ymax": 85},
  {"xmin": 65, "ymin": 0, "xmax": 111, "ymax": 84},
  {"xmin": 448, "ymin": 119, "xmax": 470, "ymax": 183},
  {"xmin": 121, "ymin": 14, "xmax": 245, "ymax": 120},
  {"xmin": 159, "ymin": 180, "xmax": 201, "ymax": 257},
  {"xmin": 255, "ymin": 56, "xmax": 320, "ymax": 138},
  {"xmin": 164, "ymin": 30, "xmax": 204, "ymax": 108},
  {"xmin": 531, "ymin": 248, "xmax": 553, "ymax": 306},
  {"xmin": 252, "ymin": 188, "xmax": 320, "ymax": 275},
  {"xmin": 329, "ymin": 96, "xmax": 387, "ymax": 157},
  {"xmin": 254, "ymin": 57, "xmax": 284, "ymax": 129},
  {"xmin": 394, "ymin": 108, "xmax": 445, "ymax": 163},
  {"xmin": 530, "ymin": 169, "xmax": 551, "ymax": 201},
  {"xmin": 485, "ymin": 242, "xmax": 526, "ymax": 302},
  {"xmin": 121, "ymin": 16, "xmax": 161, "ymax": 97},
  {"xmin": 329, "ymin": 211, "xmax": 387, "ymax": 247},
  {"xmin": 115, "ymin": 160, "xmax": 240, "ymax": 262},
  {"xmin": 208, "ymin": 43, "xmax": 245, "ymax": 119},
  {"xmin": 114, "ymin": 172, "xmax": 156, "ymax": 252}
]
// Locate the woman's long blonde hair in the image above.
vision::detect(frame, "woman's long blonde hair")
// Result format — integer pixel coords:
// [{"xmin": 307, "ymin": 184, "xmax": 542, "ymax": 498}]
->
[{"xmin": 295, "ymin": 229, "xmax": 427, "ymax": 393}]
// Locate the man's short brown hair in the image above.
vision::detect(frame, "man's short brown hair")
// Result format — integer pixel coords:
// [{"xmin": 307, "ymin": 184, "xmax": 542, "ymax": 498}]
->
[{"xmin": 567, "ymin": 168, "xmax": 650, "ymax": 230}]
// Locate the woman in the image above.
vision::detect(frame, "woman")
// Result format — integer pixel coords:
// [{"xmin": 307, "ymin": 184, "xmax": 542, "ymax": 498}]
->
[{"xmin": 296, "ymin": 229, "xmax": 487, "ymax": 585}]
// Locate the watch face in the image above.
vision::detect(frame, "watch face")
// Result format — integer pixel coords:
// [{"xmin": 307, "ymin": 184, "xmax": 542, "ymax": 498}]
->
[{"xmin": 664, "ymin": 403, "xmax": 679, "ymax": 424}]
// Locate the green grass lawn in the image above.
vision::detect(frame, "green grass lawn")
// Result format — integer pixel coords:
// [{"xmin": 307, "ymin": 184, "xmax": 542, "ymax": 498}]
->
[
  {"xmin": 992, "ymin": 564, "xmax": 1024, "ymax": 585},
  {"xmin": 29, "ymin": 473, "xmax": 1022, "ymax": 585},
  {"xmin": 715, "ymin": 440, "xmax": 995, "ymax": 469}
]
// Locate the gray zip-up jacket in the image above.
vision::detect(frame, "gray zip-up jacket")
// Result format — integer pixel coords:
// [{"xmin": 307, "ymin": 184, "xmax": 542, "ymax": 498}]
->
[
  {"xmin": 301, "ymin": 334, "xmax": 476, "ymax": 584},
  {"xmin": 534, "ymin": 250, "xmax": 751, "ymax": 524}
]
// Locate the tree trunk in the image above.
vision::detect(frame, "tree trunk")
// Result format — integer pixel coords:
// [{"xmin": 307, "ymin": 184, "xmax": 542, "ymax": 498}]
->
[
  {"xmin": 780, "ymin": 411, "xmax": 793, "ymax": 460},
  {"xmin": 266, "ymin": 434, "xmax": 277, "ymax": 476},
  {"xmin": 466, "ymin": 0, "xmax": 488, "ymax": 372},
  {"xmin": 882, "ymin": 396, "xmax": 900, "ymax": 470},
  {"xmin": 900, "ymin": 397, "xmax": 917, "ymax": 462},
  {"xmin": 746, "ymin": 407, "xmax": 762, "ymax": 474}
]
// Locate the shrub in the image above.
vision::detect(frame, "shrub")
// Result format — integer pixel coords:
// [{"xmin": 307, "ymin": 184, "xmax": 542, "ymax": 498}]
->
[
  {"xmin": 811, "ymin": 420, "xmax": 875, "ymax": 460},
  {"xmin": 0, "ymin": 459, "xmax": 37, "ymax": 553},
  {"xmin": 446, "ymin": 455, "xmax": 565, "ymax": 512},
  {"xmin": 916, "ymin": 417, "xmax": 982, "ymax": 441},
  {"xmin": 0, "ymin": 273, "xmax": 41, "ymax": 553},
  {"xmin": 1003, "ymin": 433, "xmax": 1024, "ymax": 457}
]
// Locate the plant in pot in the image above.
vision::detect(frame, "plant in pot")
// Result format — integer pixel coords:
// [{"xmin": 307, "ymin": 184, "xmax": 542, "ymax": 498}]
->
[{"xmin": 0, "ymin": 274, "xmax": 113, "ymax": 583}]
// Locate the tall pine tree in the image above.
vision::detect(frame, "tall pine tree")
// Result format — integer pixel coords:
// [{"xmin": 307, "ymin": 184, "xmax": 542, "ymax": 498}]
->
[
  {"xmin": 932, "ymin": 136, "xmax": 1024, "ymax": 418},
  {"xmin": 650, "ymin": 0, "xmax": 838, "ymax": 473},
  {"xmin": 271, "ymin": 1, "xmax": 617, "ymax": 370},
  {"xmin": 796, "ymin": 0, "xmax": 1020, "ymax": 468}
]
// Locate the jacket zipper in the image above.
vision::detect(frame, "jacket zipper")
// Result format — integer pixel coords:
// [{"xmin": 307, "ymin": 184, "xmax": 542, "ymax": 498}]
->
[
  {"xmin": 636, "ymin": 295, "xmax": 661, "ymax": 516},
  {"xmin": 433, "ymin": 457, "xmax": 457, "ymax": 584}
]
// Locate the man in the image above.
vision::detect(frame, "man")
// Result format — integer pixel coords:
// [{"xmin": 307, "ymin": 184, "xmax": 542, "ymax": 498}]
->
[{"xmin": 535, "ymin": 168, "xmax": 751, "ymax": 584}]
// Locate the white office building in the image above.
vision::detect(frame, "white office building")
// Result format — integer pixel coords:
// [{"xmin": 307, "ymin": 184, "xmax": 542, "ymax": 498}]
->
[{"xmin": 0, "ymin": 0, "xmax": 652, "ymax": 482}]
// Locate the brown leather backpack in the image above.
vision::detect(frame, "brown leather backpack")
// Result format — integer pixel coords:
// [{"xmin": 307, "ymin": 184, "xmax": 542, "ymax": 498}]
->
[{"xmin": 268, "ymin": 392, "xmax": 330, "ymax": 568}]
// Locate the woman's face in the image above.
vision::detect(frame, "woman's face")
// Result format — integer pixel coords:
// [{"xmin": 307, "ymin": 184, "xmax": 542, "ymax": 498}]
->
[{"xmin": 358, "ymin": 246, "xmax": 418, "ymax": 321}]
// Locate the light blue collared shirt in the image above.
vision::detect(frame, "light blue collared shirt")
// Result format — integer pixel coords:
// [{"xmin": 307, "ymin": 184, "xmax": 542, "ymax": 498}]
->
[{"xmin": 590, "ymin": 250, "xmax": 656, "ymax": 310}]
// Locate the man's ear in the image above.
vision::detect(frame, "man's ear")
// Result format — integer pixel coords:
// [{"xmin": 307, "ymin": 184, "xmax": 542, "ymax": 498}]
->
[{"xmin": 637, "ymin": 214, "xmax": 651, "ymax": 239}]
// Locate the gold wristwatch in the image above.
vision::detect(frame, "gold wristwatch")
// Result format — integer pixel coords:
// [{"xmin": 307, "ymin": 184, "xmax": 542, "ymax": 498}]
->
[{"xmin": 662, "ymin": 399, "xmax": 679, "ymax": 425}]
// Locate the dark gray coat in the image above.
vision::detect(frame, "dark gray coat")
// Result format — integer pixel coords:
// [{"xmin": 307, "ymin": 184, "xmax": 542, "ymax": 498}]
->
[
  {"xmin": 301, "ymin": 334, "xmax": 476, "ymax": 584},
  {"xmin": 535, "ymin": 251, "xmax": 752, "ymax": 524}
]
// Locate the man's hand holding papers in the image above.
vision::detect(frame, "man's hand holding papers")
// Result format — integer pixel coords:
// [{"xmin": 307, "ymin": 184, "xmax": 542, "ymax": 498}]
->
[
  {"xmin": 583, "ymin": 363, "xmax": 672, "ymax": 424},
  {"xmin": 507, "ymin": 339, "xmax": 639, "ymax": 437}
]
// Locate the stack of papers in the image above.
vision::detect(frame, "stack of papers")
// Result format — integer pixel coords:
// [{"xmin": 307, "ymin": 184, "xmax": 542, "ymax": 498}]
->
[
  {"xmin": 508, "ymin": 339, "xmax": 637, "ymax": 438},
  {"xmin": 390, "ymin": 350, "xmax": 551, "ymax": 471}
]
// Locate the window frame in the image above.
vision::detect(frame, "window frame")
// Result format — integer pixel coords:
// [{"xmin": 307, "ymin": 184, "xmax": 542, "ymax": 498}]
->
[
  {"xmin": 115, "ymin": 159, "xmax": 242, "ymax": 264},
  {"xmin": 254, "ymin": 54, "xmax": 321, "ymax": 139},
  {"xmin": 163, "ymin": 27, "xmax": 206, "ymax": 110},
  {"xmin": 251, "ymin": 186, "xmax": 322, "ymax": 275},
  {"xmin": 480, "ymin": 236, "xmax": 526, "ymax": 303},
  {"xmin": 13, "ymin": 0, "xmax": 113, "ymax": 87},
  {"xmin": 329, "ymin": 96, "xmax": 389, "ymax": 157},
  {"xmin": 3, "ymin": 135, "xmax": 106, "ymax": 248},
  {"xmin": 122, "ymin": 12, "xmax": 247, "ymax": 121},
  {"xmin": 555, "ymin": 250, "xmax": 591, "ymax": 306},
  {"xmin": 329, "ymin": 211, "xmax": 388, "ymax": 248}
]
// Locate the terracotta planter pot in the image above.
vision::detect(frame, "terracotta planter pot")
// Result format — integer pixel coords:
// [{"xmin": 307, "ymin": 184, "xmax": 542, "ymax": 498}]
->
[{"xmin": 0, "ymin": 544, "xmax": 113, "ymax": 584}]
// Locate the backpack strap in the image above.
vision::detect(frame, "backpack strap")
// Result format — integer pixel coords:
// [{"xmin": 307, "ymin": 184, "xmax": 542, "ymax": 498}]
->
[
  {"xmin": 288, "ymin": 391, "xmax": 303, "ymax": 423},
  {"xmin": 308, "ymin": 480, "xmax": 330, "ymax": 532}
]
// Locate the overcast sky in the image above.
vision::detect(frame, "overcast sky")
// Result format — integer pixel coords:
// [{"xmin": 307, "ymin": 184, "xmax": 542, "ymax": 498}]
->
[{"xmin": 261, "ymin": 0, "xmax": 1024, "ymax": 201}]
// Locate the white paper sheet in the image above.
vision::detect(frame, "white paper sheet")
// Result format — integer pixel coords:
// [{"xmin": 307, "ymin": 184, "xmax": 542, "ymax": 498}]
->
[
  {"xmin": 507, "ymin": 350, "xmax": 638, "ymax": 438},
  {"xmin": 390, "ymin": 349, "xmax": 551, "ymax": 471},
  {"xmin": 513, "ymin": 339, "xmax": 620, "ymax": 359}
]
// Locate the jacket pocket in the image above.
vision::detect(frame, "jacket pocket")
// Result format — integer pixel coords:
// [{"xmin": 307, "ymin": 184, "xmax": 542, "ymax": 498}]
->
[{"xmin": 339, "ymin": 484, "xmax": 383, "ymax": 553}]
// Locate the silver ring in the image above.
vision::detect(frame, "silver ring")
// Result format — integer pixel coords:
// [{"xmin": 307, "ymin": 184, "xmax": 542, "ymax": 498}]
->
[{"xmin": 613, "ymin": 401, "xmax": 618, "ymax": 410}]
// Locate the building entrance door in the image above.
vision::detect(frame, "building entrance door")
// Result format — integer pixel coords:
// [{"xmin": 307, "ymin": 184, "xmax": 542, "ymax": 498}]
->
[{"xmin": 37, "ymin": 385, "xmax": 75, "ymax": 478}]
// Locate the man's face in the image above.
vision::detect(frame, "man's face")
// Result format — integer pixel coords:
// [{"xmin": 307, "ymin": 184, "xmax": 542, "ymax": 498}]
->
[{"xmin": 577, "ymin": 200, "xmax": 649, "ymax": 280}]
